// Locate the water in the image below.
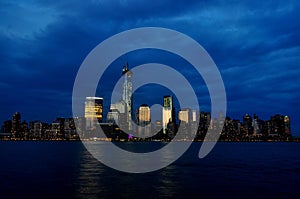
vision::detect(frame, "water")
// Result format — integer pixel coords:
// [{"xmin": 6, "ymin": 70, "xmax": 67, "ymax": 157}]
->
[{"xmin": 0, "ymin": 141, "xmax": 300, "ymax": 199}]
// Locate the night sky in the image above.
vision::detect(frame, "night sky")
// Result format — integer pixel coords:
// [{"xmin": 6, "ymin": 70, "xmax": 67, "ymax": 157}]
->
[{"xmin": 0, "ymin": 1, "xmax": 300, "ymax": 135}]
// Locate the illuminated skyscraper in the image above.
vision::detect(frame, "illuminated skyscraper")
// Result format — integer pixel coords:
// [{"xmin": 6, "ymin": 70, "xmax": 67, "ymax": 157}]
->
[
  {"xmin": 243, "ymin": 114, "xmax": 253, "ymax": 136},
  {"xmin": 11, "ymin": 112, "xmax": 21, "ymax": 138},
  {"xmin": 284, "ymin": 115, "xmax": 291, "ymax": 135},
  {"xmin": 192, "ymin": 110, "xmax": 198, "ymax": 123},
  {"xmin": 122, "ymin": 63, "xmax": 133, "ymax": 131},
  {"xmin": 252, "ymin": 114, "xmax": 263, "ymax": 136},
  {"xmin": 178, "ymin": 108, "xmax": 192, "ymax": 139},
  {"xmin": 136, "ymin": 104, "xmax": 151, "ymax": 137},
  {"xmin": 107, "ymin": 110, "xmax": 120, "ymax": 124},
  {"xmin": 137, "ymin": 104, "xmax": 151, "ymax": 126},
  {"xmin": 85, "ymin": 97, "xmax": 103, "ymax": 130},
  {"xmin": 178, "ymin": 108, "xmax": 192, "ymax": 124},
  {"xmin": 30, "ymin": 121, "xmax": 43, "ymax": 138},
  {"xmin": 162, "ymin": 95, "xmax": 175, "ymax": 135},
  {"xmin": 108, "ymin": 63, "xmax": 133, "ymax": 132}
]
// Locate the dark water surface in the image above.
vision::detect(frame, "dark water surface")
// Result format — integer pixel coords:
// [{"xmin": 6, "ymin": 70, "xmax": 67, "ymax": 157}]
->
[{"xmin": 0, "ymin": 141, "xmax": 299, "ymax": 199}]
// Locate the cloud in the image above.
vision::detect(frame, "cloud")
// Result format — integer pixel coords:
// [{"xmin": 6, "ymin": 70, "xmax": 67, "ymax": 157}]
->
[{"xmin": 0, "ymin": 0, "xmax": 300, "ymax": 134}]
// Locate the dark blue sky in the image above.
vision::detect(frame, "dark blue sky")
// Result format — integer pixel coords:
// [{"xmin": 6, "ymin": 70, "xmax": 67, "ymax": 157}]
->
[{"xmin": 0, "ymin": 1, "xmax": 300, "ymax": 135}]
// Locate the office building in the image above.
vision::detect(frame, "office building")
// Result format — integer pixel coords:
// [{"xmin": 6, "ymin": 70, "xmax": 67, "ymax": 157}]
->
[
  {"xmin": 242, "ymin": 114, "xmax": 253, "ymax": 136},
  {"xmin": 178, "ymin": 108, "xmax": 192, "ymax": 124},
  {"xmin": 284, "ymin": 115, "xmax": 291, "ymax": 135},
  {"xmin": 137, "ymin": 104, "xmax": 151, "ymax": 126},
  {"xmin": 85, "ymin": 97, "xmax": 103, "ymax": 130},
  {"xmin": 11, "ymin": 112, "xmax": 21, "ymax": 138},
  {"xmin": 162, "ymin": 95, "xmax": 176, "ymax": 136},
  {"xmin": 108, "ymin": 63, "xmax": 132, "ymax": 132},
  {"xmin": 136, "ymin": 104, "xmax": 151, "ymax": 138}
]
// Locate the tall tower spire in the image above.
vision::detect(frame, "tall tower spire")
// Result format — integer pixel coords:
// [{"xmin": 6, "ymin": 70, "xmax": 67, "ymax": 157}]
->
[{"xmin": 122, "ymin": 62, "xmax": 132, "ymax": 132}]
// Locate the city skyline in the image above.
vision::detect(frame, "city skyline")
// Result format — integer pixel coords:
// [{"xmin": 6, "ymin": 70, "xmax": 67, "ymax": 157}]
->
[
  {"xmin": 0, "ymin": 109, "xmax": 293, "ymax": 141},
  {"xmin": 0, "ymin": 82, "xmax": 294, "ymax": 141},
  {"xmin": 1, "ymin": 2, "xmax": 300, "ymax": 198},
  {"xmin": 0, "ymin": 64, "xmax": 295, "ymax": 139},
  {"xmin": 0, "ymin": 1, "xmax": 300, "ymax": 135},
  {"xmin": 0, "ymin": 63, "xmax": 295, "ymax": 139}
]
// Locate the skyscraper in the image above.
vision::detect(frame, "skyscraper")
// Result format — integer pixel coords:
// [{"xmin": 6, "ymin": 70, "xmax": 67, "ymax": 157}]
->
[
  {"xmin": 11, "ymin": 112, "xmax": 21, "ymax": 138},
  {"xmin": 178, "ymin": 108, "xmax": 191, "ymax": 124},
  {"xmin": 284, "ymin": 115, "xmax": 291, "ymax": 135},
  {"xmin": 270, "ymin": 114, "xmax": 285, "ymax": 135},
  {"xmin": 242, "ymin": 114, "xmax": 253, "ymax": 136},
  {"xmin": 108, "ymin": 63, "xmax": 133, "ymax": 132},
  {"xmin": 136, "ymin": 104, "xmax": 151, "ymax": 137},
  {"xmin": 85, "ymin": 97, "xmax": 103, "ymax": 130},
  {"xmin": 178, "ymin": 108, "xmax": 192, "ymax": 139},
  {"xmin": 137, "ymin": 104, "xmax": 151, "ymax": 126},
  {"xmin": 162, "ymin": 95, "xmax": 175, "ymax": 136},
  {"xmin": 122, "ymin": 63, "xmax": 133, "ymax": 131}
]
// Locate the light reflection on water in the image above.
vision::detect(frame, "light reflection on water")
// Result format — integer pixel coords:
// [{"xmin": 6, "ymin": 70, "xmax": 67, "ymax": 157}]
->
[
  {"xmin": 73, "ymin": 148, "xmax": 104, "ymax": 197},
  {"xmin": 72, "ymin": 142, "xmax": 300, "ymax": 199},
  {"xmin": 73, "ymin": 142, "xmax": 183, "ymax": 198},
  {"xmin": 82, "ymin": 141, "xmax": 192, "ymax": 173},
  {"xmin": 0, "ymin": 141, "xmax": 300, "ymax": 198}
]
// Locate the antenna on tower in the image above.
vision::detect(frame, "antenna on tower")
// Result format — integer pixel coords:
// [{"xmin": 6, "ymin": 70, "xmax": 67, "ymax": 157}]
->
[
  {"xmin": 122, "ymin": 53, "xmax": 129, "ymax": 75},
  {"xmin": 125, "ymin": 53, "xmax": 129, "ymax": 70}
]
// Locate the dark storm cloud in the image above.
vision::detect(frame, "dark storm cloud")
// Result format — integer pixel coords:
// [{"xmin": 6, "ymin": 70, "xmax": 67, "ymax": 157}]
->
[{"xmin": 0, "ymin": 0, "xmax": 300, "ymax": 134}]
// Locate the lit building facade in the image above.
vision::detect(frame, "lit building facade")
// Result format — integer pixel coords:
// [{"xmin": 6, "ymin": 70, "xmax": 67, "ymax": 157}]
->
[
  {"xmin": 30, "ymin": 121, "xmax": 43, "ymax": 138},
  {"xmin": 178, "ymin": 108, "xmax": 192, "ymax": 124},
  {"xmin": 162, "ymin": 95, "xmax": 175, "ymax": 136},
  {"xmin": 136, "ymin": 104, "xmax": 151, "ymax": 137},
  {"xmin": 284, "ymin": 115, "xmax": 291, "ymax": 135},
  {"xmin": 107, "ymin": 110, "xmax": 120, "ymax": 124},
  {"xmin": 85, "ymin": 97, "xmax": 103, "ymax": 130},
  {"xmin": 122, "ymin": 63, "xmax": 133, "ymax": 131},
  {"xmin": 242, "ymin": 114, "xmax": 253, "ymax": 136},
  {"xmin": 11, "ymin": 112, "xmax": 21, "ymax": 138},
  {"xmin": 137, "ymin": 104, "xmax": 151, "ymax": 126},
  {"xmin": 64, "ymin": 118, "xmax": 77, "ymax": 139}
]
